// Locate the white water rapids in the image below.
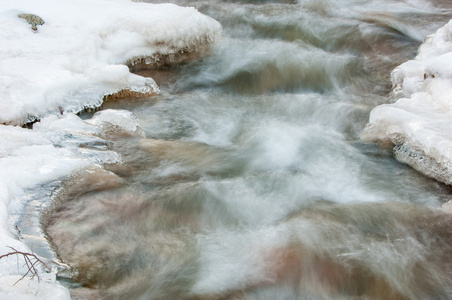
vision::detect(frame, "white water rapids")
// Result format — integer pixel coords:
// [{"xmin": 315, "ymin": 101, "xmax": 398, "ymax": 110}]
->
[{"xmin": 40, "ymin": 0, "xmax": 452, "ymax": 299}]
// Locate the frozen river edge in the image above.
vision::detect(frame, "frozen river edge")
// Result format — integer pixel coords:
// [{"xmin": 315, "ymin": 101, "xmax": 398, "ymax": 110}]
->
[{"xmin": 362, "ymin": 20, "xmax": 452, "ymax": 186}]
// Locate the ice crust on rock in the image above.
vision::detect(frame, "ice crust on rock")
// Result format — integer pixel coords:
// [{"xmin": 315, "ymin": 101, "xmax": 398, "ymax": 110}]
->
[
  {"xmin": 362, "ymin": 19, "xmax": 452, "ymax": 185},
  {"xmin": 0, "ymin": 0, "xmax": 222, "ymax": 125},
  {"xmin": 86, "ymin": 109, "xmax": 146, "ymax": 138}
]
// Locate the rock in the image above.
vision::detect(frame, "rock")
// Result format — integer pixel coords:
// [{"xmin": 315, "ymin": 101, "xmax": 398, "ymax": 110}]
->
[
  {"xmin": 103, "ymin": 88, "xmax": 158, "ymax": 100},
  {"xmin": 442, "ymin": 200, "xmax": 452, "ymax": 214},
  {"xmin": 18, "ymin": 14, "xmax": 45, "ymax": 31},
  {"xmin": 393, "ymin": 144, "xmax": 452, "ymax": 185},
  {"xmin": 103, "ymin": 77, "xmax": 160, "ymax": 101}
]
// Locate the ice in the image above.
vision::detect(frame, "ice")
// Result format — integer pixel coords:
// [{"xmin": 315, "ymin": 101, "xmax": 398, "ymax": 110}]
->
[
  {"xmin": 86, "ymin": 109, "xmax": 146, "ymax": 138},
  {"xmin": 362, "ymin": 19, "xmax": 452, "ymax": 185},
  {"xmin": 0, "ymin": 0, "xmax": 222, "ymax": 125}
]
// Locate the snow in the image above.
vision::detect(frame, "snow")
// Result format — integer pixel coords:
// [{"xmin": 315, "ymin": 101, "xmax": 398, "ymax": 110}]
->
[
  {"xmin": 362, "ymin": 20, "xmax": 452, "ymax": 185},
  {"xmin": 0, "ymin": 0, "xmax": 222, "ymax": 125},
  {"xmin": 0, "ymin": 121, "xmax": 92, "ymax": 299},
  {"xmin": 0, "ymin": 0, "xmax": 222, "ymax": 298}
]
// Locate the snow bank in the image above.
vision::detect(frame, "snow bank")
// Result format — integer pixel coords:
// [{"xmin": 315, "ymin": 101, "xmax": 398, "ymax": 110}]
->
[
  {"xmin": 0, "ymin": 109, "xmax": 147, "ymax": 298},
  {"xmin": 0, "ymin": 0, "xmax": 222, "ymax": 125},
  {"xmin": 362, "ymin": 20, "xmax": 452, "ymax": 185},
  {"xmin": 0, "ymin": 122, "xmax": 97, "ymax": 299},
  {"xmin": 0, "ymin": 122, "xmax": 90, "ymax": 298}
]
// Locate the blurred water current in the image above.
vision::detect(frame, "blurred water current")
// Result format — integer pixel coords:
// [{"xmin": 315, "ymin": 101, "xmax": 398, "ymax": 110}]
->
[{"xmin": 43, "ymin": 0, "xmax": 452, "ymax": 299}]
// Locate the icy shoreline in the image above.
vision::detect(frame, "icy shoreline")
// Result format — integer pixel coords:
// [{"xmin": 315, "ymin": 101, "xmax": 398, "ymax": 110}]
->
[
  {"xmin": 362, "ymin": 20, "xmax": 452, "ymax": 186},
  {"xmin": 0, "ymin": 0, "xmax": 221, "ymax": 298}
]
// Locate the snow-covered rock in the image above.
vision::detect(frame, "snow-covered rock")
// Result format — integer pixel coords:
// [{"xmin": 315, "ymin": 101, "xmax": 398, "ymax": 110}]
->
[
  {"xmin": 362, "ymin": 20, "xmax": 452, "ymax": 185},
  {"xmin": 0, "ymin": 0, "xmax": 222, "ymax": 125},
  {"xmin": 86, "ymin": 109, "xmax": 146, "ymax": 138}
]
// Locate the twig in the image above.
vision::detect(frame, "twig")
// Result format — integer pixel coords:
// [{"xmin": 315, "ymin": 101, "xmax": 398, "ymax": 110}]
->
[{"xmin": 0, "ymin": 247, "xmax": 50, "ymax": 285}]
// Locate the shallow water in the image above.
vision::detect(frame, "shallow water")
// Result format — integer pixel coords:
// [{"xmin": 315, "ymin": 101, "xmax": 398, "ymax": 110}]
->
[{"xmin": 44, "ymin": 0, "xmax": 452, "ymax": 299}]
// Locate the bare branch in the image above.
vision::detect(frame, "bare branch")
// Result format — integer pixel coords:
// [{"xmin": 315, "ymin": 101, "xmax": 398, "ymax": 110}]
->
[{"xmin": 0, "ymin": 246, "xmax": 50, "ymax": 285}]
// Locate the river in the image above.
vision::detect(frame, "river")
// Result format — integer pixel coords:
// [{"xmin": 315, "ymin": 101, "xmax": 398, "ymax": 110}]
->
[{"xmin": 44, "ymin": 0, "xmax": 452, "ymax": 299}]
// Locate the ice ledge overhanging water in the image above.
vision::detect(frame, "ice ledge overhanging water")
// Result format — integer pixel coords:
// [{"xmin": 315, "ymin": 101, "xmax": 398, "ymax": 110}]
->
[{"xmin": 362, "ymin": 19, "xmax": 452, "ymax": 186}]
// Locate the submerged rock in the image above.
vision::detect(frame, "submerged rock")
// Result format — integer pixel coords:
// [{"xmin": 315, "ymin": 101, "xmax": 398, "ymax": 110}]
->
[{"xmin": 442, "ymin": 200, "xmax": 452, "ymax": 214}]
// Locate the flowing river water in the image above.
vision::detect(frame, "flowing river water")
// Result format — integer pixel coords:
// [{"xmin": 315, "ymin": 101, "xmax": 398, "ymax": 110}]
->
[{"xmin": 42, "ymin": 0, "xmax": 452, "ymax": 299}]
